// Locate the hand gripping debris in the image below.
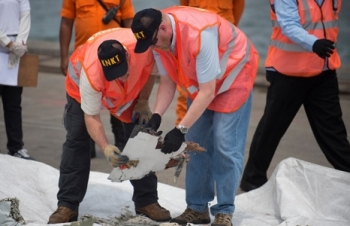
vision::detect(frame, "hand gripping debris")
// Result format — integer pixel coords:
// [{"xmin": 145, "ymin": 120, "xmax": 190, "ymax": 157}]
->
[{"xmin": 108, "ymin": 127, "xmax": 205, "ymax": 182}]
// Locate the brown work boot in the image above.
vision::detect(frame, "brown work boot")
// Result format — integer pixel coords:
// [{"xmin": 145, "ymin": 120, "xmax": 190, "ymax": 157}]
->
[
  {"xmin": 170, "ymin": 208, "xmax": 210, "ymax": 225},
  {"xmin": 135, "ymin": 202, "xmax": 171, "ymax": 222},
  {"xmin": 211, "ymin": 213, "xmax": 232, "ymax": 226},
  {"xmin": 48, "ymin": 206, "xmax": 78, "ymax": 223}
]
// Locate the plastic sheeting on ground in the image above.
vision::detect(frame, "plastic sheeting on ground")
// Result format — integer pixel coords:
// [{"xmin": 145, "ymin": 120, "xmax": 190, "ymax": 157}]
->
[{"xmin": 0, "ymin": 154, "xmax": 349, "ymax": 226}]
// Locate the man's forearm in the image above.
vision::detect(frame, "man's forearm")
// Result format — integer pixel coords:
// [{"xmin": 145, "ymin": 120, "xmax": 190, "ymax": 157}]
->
[
  {"xmin": 59, "ymin": 17, "xmax": 74, "ymax": 59},
  {"xmin": 179, "ymin": 79, "xmax": 215, "ymax": 128},
  {"xmin": 138, "ymin": 74, "xmax": 156, "ymax": 100},
  {"xmin": 154, "ymin": 75, "xmax": 176, "ymax": 116},
  {"xmin": 84, "ymin": 113, "xmax": 109, "ymax": 151}
]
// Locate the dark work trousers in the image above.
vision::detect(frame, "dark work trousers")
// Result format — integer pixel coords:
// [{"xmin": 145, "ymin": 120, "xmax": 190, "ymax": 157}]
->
[
  {"xmin": 241, "ymin": 70, "xmax": 350, "ymax": 187},
  {"xmin": 0, "ymin": 85, "xmax": 24, "ymax": 154},
  {"xmin": 57, "ymin": 94, "xmax": 158, "ymax": 212},
  {"xmin": 111, "ymin": 115, "xmax": 128, "ymax": 150}
]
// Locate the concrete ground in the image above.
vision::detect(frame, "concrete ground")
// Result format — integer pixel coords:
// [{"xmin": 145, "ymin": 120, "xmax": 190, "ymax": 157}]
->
[{"xmin": 0, "ymin": 41, "xmax": 349, "ymax": 196}]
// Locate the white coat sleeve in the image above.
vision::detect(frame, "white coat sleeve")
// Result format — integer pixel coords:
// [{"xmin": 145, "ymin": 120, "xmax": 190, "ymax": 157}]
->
[
  {"xmin": 0, "ymin": 30, "xmax": 11, "ymax": 47},
  {"xmin": 15, "ymin": 10, "xmax": 31, "ymax": 44}
]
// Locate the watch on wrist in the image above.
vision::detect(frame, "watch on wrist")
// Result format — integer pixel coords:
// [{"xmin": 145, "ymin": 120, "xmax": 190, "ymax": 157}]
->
[{"xmin": 176, "ymin": 124, "xmax": 188, "ymax": 134}]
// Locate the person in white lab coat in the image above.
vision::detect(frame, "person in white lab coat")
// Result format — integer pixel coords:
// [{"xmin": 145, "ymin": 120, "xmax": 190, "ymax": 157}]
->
[{"xmin": 0, "ymin": 0, "xmax": 33, "ymax": 160}]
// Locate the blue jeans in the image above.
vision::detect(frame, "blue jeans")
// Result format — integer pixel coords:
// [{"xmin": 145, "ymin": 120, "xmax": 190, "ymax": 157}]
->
[{"xmin": 185, "ymin": 91, "xmax": 252, "ymax": 216}]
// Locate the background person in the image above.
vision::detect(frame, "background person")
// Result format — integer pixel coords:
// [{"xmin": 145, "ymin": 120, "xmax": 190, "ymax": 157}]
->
[
  {"xmin": 240, "ymin": 0, "xmax": 350, "ymax": 192},
  {"xmin": 48, "ymin": 28, "xmax": 171, "ymax": 223},
  {"xmin": 132, "ymin": 7, "xmax": 259, "ymax": 226},
  {"xmin": 0, "ymin": 0, "xmax": 33, "ymax": 160},
  {"xmin": 59, "ymin": 0, "xmax": 135, "ymax": 157}
]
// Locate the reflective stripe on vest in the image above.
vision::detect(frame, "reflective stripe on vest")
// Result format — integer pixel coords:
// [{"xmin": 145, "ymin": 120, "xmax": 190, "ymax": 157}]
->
[
  {"xmin": 67, "ymin": 60, "xmax": 82, "ymax": 86},
  {"xmin": 116, "ymin": 101, "xmax": 133, "ymax": 117},
  {"xmin": 187, "ymin": 23, "xmax": 251, "ymax": 95},
  {"xmin": 270, "ymin": 39, "xmax": 337, "ymax": 52},
  {"xmin": 218, "ymin": 41, "xmax": 251, "ymax": 94},
  {"xmin": 271, "ymin": 20, "xmax": 338, "ymax": 31},
  {"xmin": 105, "ymin": 98, "xmax": 133, "ymax": 116}
]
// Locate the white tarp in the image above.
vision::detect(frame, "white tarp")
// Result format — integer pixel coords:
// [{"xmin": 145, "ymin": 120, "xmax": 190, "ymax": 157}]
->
[{"xmin": 0, "ymin": 154, "xmax": 349, "ymax": 226}]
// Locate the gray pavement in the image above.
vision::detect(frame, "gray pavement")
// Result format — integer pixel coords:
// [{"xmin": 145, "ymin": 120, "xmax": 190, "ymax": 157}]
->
[{"xmin": 0, "ymin": 43, "xmax": 350, "ymax": 196}]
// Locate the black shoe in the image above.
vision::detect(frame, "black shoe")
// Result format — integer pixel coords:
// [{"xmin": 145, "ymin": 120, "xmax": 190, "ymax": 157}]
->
[{"xmin": 240, "ymin": 180, "xmax": 260, "ymax": 192}]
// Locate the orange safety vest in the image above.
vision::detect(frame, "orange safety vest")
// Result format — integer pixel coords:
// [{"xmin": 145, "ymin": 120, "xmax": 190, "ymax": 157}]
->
[
  {"xmin": 65, "ymin": 28, "xmax": 154, "ymax": 122},
  {"xmin": 179, "ymin": 0, "xmax": 244, "ymax": 25},
  {"xmin": 156, "ymin": 6, "xmax": 259, "ymax": 113},
  {"xmin": 265, "ymin": 0, "xmax": 341, "ymax": 77}
]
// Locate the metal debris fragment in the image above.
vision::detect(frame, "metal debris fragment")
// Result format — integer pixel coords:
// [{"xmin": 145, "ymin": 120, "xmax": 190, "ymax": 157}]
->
[{"xmin": 165, "ymin": 141, "xmax": 206, "ymax": 182}]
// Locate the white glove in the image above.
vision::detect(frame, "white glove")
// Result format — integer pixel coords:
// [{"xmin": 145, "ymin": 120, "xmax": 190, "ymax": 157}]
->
[
  {"xmin": 9, "ymin": 42, "xmax": 27, "ymax": 57},
  {"xmin": 8, "ymin": 52, "xmax": 20, "ymax": 68},
  {"xmin": 104, "ymin": 144, "xmax": 129, "ymax": 167}
]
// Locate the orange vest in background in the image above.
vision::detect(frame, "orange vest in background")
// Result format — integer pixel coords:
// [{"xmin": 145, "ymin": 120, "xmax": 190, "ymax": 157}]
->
[
  {"xmin": 156, "ymin": 6, "xmax": 259, "ymax": 113},
  {"xmin": 179, "ymin": 0, "xmax": 244, "ymax": 25},
  {"xmin": 265, "ymin": 0, "xmax": 341, "ymax": 77},
  {"xmin": 65, "ymin": 28, "xmax": 154, "ymax": 122}
]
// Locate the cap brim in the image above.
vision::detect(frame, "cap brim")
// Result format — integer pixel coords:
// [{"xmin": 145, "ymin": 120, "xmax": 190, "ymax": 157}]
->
[
  {"xmin": 134, "ymin": 38, "xmax": 153, "ymax": 53},
  {"xmin": 103, "ymin": 60, "xmax": 128, "ymax": 81}
]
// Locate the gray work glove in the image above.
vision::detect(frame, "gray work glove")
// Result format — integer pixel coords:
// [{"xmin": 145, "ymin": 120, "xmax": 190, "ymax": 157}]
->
[
  {"xmin": 104, "ymin": 144, "xmax": 129, "ymax": 167},
  {"xmin": 9, "ymin": 42, "xmax": 27, "ymax": 57},
  {"xmin": 8, "ymin": 52, "xmax": 20, "ymax": 68},
  {"xmin": 132, "ymin": 100, "xmax": 152, "ymax": 125}
]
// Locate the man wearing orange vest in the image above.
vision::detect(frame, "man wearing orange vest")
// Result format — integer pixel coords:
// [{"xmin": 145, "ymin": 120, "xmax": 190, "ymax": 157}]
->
[
  {"xmin": 240, "ymin": 0, "xmax": 350, "ymax": 192},
  {"xmin": 48, "ymin": 28, "xmax": 171, "ymax": 223},
  {"xmin": 175, "ymin": 0, "xmax": 245, "ymax": 126},
  {"xmin": 131, "ymin": 7, "xmax": 259, "ymax": 226},
  {"xmin": 59, "ymin": 0, "xmax": 135, "ymax": 158}
]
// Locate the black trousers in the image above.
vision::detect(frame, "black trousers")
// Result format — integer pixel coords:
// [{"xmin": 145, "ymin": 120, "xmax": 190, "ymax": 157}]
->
[
  {"xmin": 241, "ymin": 70, "xmax": 350, "ymax": 187},
  {"xmin": 57, "ymin": 94, "xmax": 158, "ymax": 211},
  {"xmin": 0, "ymin": 85, "xmax": 24, "ymax": 154}
]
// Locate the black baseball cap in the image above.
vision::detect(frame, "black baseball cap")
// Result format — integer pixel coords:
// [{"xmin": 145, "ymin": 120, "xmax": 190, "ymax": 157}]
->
[
  {"xmin": 131, "ymin": 8, "xmax": 162, "ymax": 53},
  {"xmin": 98, "ymin": 40, "xmax": 128, "ymax": 81}
]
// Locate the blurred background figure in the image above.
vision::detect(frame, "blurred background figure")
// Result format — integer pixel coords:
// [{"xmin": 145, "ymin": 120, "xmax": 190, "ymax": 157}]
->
[
  {"xmin": 59, "ymin": 0, "xmax": 135, "ymax": 158},
  {"xmin": 175, "ymin": 0, "xmax": 245, "ymax": 125},
  {"xmin": 0, "ymin": 0, "xmax": 33, "ymax": 160}
]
